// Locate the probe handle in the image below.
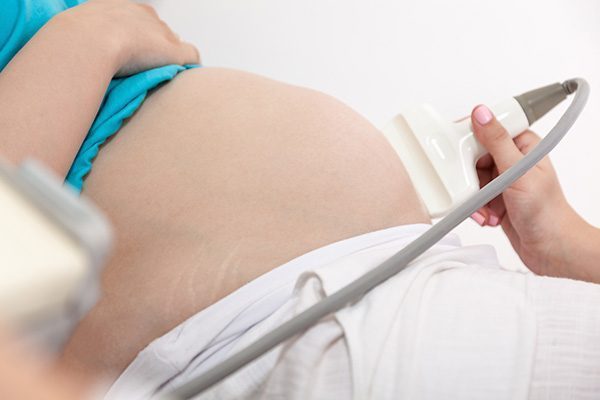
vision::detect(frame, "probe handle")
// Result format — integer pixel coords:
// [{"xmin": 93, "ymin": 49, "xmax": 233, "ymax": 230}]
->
[{"xmin": 454, "ymin": 98, "xmax": 530, "ymax": 162}]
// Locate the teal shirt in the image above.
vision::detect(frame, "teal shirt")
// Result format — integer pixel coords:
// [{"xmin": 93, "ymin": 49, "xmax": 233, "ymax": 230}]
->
[{"xmin": 0, "ymin": 0, "xmax": 196, "ymax": 192}]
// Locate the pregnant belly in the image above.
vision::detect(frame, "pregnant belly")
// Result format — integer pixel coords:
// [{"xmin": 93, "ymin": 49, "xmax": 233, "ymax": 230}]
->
[{"xmin": 60, "ymin": 67, "xmax": 426, "ymax": 378}]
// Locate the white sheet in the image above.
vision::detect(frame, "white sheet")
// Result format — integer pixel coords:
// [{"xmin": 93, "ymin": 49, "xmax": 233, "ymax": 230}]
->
[{"xmin": 105, "ymin": 224, "xmax": 600, "ymax": 399}]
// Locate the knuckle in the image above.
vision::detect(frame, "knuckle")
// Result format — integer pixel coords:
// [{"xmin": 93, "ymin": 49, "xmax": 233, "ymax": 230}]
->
[
  {"xmin": 139, "ymin": 4, "xmax": 157, "ymax": 14},
  {"xmin": 166, "ymin": 30, "xmax": 181, "ymax": 44},
  {"xmin": 187, "ymin": 45, "xmax": 198, "ymax": 59},
  {"xmin": 486, "ymin": 124, "xmax": 510, "ymax": 143},
  {"xmin": 185, "ymin": 43, "xmax": 200, "ymax": 61},
  {"xmin": 524, "ymin": 130, "xmax": 542, "ymax": 142},
  {"xmin": 515, "ymin": 130, "xmax": 540, "ymax": 147}
]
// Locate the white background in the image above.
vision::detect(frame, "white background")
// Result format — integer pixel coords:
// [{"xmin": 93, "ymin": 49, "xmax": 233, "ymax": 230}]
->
[{"xmin": 147, "ymin": 0, "xmax": 600, "ymax": 270}]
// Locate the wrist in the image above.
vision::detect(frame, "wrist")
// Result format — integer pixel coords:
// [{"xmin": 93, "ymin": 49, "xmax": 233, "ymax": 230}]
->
[
  {"xmin": 550, "ymin": 206, "xmax": 600, "ymax": 282},
  {"xmin": 49, "ymin": 9, "xmax": 125, "ymax": 77}
]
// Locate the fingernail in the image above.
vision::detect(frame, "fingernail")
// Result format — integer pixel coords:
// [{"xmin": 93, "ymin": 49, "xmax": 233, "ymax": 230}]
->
[
  {"xmin": 474, "ymin": 105, "xmax": 493, "ymax": 125},
  {"xmin": 471, "ymin": 212, "xmax": 486, "ymax": 226},
  {"xmin": 488, "ymin": 214, "xmax": 500, "ymax": 226}
]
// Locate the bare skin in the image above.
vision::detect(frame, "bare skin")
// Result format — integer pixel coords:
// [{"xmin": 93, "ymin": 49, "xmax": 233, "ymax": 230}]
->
[
  {"xmin": 0, "ymin": 1, "xmax": 428, "ymax": 388},
  {"xmin": 1, "ymin": 1, "xmax": 599, "ymax": 396},
  {"xmin": 59, "ymin": 67, "xmax": 430, "ymax": 378},
  {"xmin": 0, "ymin": 326, "xmax": 96, "ymax": 400}
]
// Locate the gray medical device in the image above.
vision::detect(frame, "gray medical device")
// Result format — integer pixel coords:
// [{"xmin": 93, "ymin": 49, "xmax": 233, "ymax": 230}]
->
[
  {"xmin": 166, "ymin": 78, "xmax": 589, "ymax": 399},
  {"xmin": 0, "ymin": 160, "xmax": 112, "ymax": 350}
]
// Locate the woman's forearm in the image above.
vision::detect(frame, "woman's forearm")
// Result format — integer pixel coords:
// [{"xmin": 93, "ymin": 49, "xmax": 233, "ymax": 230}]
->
[
  {"xmin": 0, "ymin": 14, "xmax": 119, "ymax": 177},
  {"xmin": 568, "ymin": 219, "xmax": 600, "ymax": 283},
  {"xmin": 0, "ymin": 0, "xmax": 199, "ymax": 178},
  {"xmin": 549, "ymin": 210, "xmax": 600, "ymax": 283}
]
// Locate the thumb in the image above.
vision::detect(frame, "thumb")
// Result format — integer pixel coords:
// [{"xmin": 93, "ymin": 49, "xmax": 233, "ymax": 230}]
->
[{"xmin": 472, "ymin": 104, "xmax": 523, "ymax": 173}]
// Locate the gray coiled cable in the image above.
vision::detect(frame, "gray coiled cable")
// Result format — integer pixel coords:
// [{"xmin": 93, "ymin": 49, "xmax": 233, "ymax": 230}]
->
[{"xmin": 166, "ymin": 78, "xmax": 589, "ymax": 400}]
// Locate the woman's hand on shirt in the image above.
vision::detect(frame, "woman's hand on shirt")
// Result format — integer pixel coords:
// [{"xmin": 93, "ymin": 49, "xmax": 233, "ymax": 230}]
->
[
  {"xmin": 0, "ymin": 0, "xmax": 198, "ymax": 176},
  {"xmin": 470, "ymin": 105, "xmax": 600, "ymax": 283},
  {"xmin": 57, "ymin": 0, "xmax": 200, "ymax": 77}
]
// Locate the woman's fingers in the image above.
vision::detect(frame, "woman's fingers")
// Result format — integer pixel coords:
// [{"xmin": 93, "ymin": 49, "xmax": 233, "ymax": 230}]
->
[
  {"xmin": 178, "ymin": 41, "xmax": 201, "ymax": 65},
  {"xmin": 476, "ymin": 164, "xmax": 493, "ymax": 188},
  {"xmin": 81, "ymin": 1, "xmax": 202, "ymax": 76},
  {"xmin": 472, "ymin": 166, "xmax": 506, "ymax": 227},
  {"xmin": 473, "ymin": 131, "xmax": 543, "ymax": 226},
  {"xmin": 472, "ymin": 105, "xmax": 523, "ymax": 173},
  {"xmin": 472, "ymin": 202, "xmax": 506, "ymax": 227},
  {"xmin": 476, "ymin": 153, "xmax": 494, "ymax": 169},
  {"xmin": 488, "ymin": 195, "xmax": 506, "ymax": 226},
  {"xmin": 514, "ymin": 130, "xmax": 542, "ymax": 155},
  {"xmin": 470, "ymin": 104, "xmax": 524, "ymax": 227},
  {"xmin": 471, "ymin": 207, "xmax": 490, "ymax": 226}
]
